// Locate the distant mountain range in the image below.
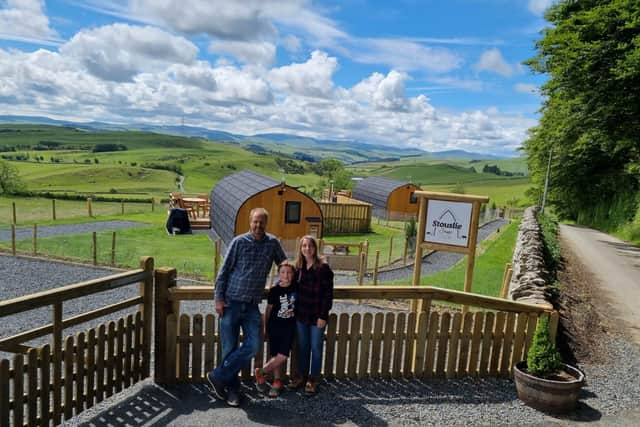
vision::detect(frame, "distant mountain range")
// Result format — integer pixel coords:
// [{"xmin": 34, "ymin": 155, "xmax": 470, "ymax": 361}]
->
[{"xmin": 0, "ymin": 115, "xmax": 506, "ymax": 163}]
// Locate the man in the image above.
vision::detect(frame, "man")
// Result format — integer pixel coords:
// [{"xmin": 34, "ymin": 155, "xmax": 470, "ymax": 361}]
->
[{"xmin": 207, "ymin": 207, "xmax": 286, "ymax": 407}]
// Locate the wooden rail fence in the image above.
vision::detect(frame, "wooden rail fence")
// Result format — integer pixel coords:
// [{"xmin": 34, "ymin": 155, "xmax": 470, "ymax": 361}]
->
[
  {"xmin": 156, "ymin": 271, "xmax": 556, "ymax": 384},
  {"xmin": 0, "ymin": 257, "xmax": 154, "ymax": 427}
]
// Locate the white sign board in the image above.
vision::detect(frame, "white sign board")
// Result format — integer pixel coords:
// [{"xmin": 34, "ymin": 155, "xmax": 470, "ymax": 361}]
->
[{"xmin": 424, "ymin": 200, "xmax": 473, "ymax": 247}]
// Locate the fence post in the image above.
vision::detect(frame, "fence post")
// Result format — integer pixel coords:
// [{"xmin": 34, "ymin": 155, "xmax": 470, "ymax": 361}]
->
[
  {"xmin": 388, "ymin": 236, "xmax": 393, "ymax": 265},
  {"xmin": 151, "ymin": 198, "xmax": 155, "ymax": 212},
  {"xmin": 87, "ymin": 197, "xmax": 93, "ymax": 217},
  {"xmin": 52, "ymin": 302, "xmax": 63, "ymax": 425},
  {"xmin": 12, "ymin": 202, "xmax": 16, "ymax": 224},
  {"xmin": 356, "ymin": 252, "xmax": 364, "ymax": 286},
  {"xmin": 403, "ymin": 237, "xmax": 409, "ymax": 265},
  {"xmin": 111, "ymin": 232, "xmax": 117, "ymax": 266},
  {"xmin": 121, "ymin": 200, "xmax": 125, "ymax": 215},
  {"xmin": 92, "ymin": 232, "xmax": 97, "ymax": 265},
  {"xmin": 214, "ymin": 239, "xmax": 221, "ymax": 278},
  {"xmin": 373, "ymin": 250, "xmax": 380, "ymax": 285},
  {"xmin": 154, "ymin": 267, "xmax": 177, "ymax": 383},
  {"xmin": 33, "ymin": 224, "xmax": 38, "ymax": 255},
  {"xmin": 11, "ymin": 224, "xmax": 16, "ymax": 256},
  {"xmin": 139, "ymin": 257, "xmax": 154, "ymax": 379},
  {"xmin": 52, "ymin": 199, "xmax": 57, "ymax": 221},
  {"xmin": 500, "ymin": 263, "xmax": 513, "ymax": 299}
]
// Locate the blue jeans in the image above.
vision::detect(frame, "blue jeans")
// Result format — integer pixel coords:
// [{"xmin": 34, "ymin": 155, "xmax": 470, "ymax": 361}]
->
[
  {"xmin": 295, "ymin": 320, "xmax": 325, "ymax": 378},
  {"xmin": 212, "ymin": 301, "xmax": 261, "ymax": 391}
]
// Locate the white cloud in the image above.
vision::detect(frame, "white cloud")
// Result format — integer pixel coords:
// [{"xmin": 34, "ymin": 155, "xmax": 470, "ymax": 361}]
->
[
  {"xmin": 129, "ymin": 0, "xmax": 277, "ymax": 40},
  {"xmin": 514, "ymin": 83, "xmax": 538, "ymax": 94},
  {"xmin": 282, "ymin": 35, "xmax": 302, "ymax": 53},
  {"xmin": 269, "ymin": 50, "xmax": 337, "ymax": 98},
  {"xmin": 60, "ymin": 24, "xmax": 198, "ymax": 82},
  {"xmin": 0, "ymin": 0, "xmax": 60, "ymax": 45},
  {"xmin": 475, "ymin": 48, "xmax": 513, "ymax": 77},
  {"xmin": 429, "ymin": 77, "xmax": 484, "ymax": 92},
  {"xmin": 351, "ymin": 70, "xmax": 411, "ymax": 112},
  {"xmin": 528, "ymin": 0, "xmax": 554, "ymax": 15},
  {"xmin": 209, "ymin": 40, "xmax": 276, "ymax": 66},
  {"xmin": 349, "ymin": 38, "xmax": 462, "ymax": 73},
  {"xmin": 212, "ymin": 65, "xmax": 272, "ymax": 104}
]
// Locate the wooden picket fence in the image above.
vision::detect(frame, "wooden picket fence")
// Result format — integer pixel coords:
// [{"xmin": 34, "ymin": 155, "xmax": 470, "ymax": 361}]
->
[
  {"xmin": 318, "ymin": 197, "xmax": 372, "ymax": 234},
  {"xmin": 163, "ymin": 310, "xmax": 553, "ymax": 383},
  {"xmin": 0, "ymin": 257, "xmax": 154, "ymax": 427},
  {"xmin": 156, "ymin": 269, "xmax": 556, "ymax": 384}
]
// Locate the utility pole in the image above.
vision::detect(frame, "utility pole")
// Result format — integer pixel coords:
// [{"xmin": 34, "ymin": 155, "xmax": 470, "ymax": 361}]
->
[{"xmin": 541, "ymin": 148, "xmax": 553, "ymax": 213}]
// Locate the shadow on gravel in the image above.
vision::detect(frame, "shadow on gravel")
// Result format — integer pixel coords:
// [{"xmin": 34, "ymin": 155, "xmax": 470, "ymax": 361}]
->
[{"xmin": 79, "ymin": 376, "xmax": 537, "ymax": 427}]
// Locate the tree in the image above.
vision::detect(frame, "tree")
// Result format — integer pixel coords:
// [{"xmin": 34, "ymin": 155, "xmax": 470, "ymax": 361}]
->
[
  {"xmin": 524, "ymin": 0, "xmax": 640, "ymax": 221},
  {"xmin": 0, "ymin": 160, "xmax": 25, "ymax": 194}
]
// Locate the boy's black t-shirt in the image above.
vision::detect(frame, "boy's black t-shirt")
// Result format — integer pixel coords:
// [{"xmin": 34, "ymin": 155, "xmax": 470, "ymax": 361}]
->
[{"xmin": 267, "ymin": 282, "xmax": 298, "ymax": 325}]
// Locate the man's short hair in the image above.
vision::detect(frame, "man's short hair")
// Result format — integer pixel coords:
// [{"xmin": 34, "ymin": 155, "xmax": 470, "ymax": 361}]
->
[{"xmin": 249, "ymin": 207, "xmax": 269, "ymax": 223}]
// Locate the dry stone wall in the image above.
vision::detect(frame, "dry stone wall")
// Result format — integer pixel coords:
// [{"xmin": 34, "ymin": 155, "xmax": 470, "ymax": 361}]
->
[{"xmin": 508, "ymin": 206, "xmax": 553, "ymax": 307}]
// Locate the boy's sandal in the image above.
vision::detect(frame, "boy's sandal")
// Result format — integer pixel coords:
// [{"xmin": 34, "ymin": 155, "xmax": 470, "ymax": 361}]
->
[{"xmin": 268, "ymin": 380, "xmax": 283, "ymax": 398}]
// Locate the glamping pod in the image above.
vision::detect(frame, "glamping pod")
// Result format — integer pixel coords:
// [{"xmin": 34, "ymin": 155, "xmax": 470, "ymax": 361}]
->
[
  {"xmin": 352, "ymin": 176, "xmax": 419, "ymax": 221},
  {"xmin": 210, "ymin": 169, "xmax": 323, "ymax": 250}
]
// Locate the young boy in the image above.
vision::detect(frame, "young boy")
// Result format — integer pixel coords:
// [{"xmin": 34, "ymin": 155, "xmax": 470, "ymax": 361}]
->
[{"xmin": 255, "ymin": 260, "xmax": 297, "ymax": 397}]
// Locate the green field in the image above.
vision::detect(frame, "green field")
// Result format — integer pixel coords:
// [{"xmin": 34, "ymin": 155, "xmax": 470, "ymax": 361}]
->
[{"xmin": 2, "ymin": 125, "xmax": 323, "ymax": 198}]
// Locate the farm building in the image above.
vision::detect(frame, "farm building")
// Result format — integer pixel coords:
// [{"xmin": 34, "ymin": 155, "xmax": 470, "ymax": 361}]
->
[
  {"xmin": 352, "ymin": 176, "xmax": 419, "ymax": 220},
  {"xmin": 210, "ymin": 169, "xmax": 323, "ymax": 250}
]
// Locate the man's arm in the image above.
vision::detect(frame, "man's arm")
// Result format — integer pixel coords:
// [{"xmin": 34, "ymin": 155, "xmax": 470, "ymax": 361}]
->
[{"xmin": 214, "ymin": 239, "xmax": 239, "ymax": 315}]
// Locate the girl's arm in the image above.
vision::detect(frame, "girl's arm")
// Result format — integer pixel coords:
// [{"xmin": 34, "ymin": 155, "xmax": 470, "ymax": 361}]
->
[
  {"xmin": 318, "ymin": 264, "xmax": 334, "ymax": 326},
  {"xmin": 263, "ymin": 304, "xmax": 273, "ymax": 338}
]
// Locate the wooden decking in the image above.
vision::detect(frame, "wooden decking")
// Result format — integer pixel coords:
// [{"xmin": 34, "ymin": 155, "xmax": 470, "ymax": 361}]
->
[{"xmin": 169, "ymin": 193, "xmax": 211, "ymax": 229}]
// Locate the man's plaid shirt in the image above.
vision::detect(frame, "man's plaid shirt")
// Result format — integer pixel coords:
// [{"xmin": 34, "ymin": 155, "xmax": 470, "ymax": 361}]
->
[{"xmin": 214, "ymin": 232, "xmax": 286, "ymax": 305}]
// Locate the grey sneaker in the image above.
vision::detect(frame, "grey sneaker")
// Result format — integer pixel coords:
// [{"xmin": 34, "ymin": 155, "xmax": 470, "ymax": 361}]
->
[
  {"xmin": 206, "ymin": 372, "xmax": 226, "ymax": 401},
  {"xmin": 226, "ymin": 389, "xmax": 241, "ymax": 407}
]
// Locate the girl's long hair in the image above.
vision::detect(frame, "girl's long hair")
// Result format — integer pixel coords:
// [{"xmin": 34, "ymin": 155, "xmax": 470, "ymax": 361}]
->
[{"xmin": 295, "ymin": 235, "xmax": 326, "ymax": 270}]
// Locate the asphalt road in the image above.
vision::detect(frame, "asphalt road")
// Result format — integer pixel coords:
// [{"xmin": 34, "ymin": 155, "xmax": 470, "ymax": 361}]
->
[{"xmin": 560, "ymin": 224, "xmax": 640, "ymax": 344}]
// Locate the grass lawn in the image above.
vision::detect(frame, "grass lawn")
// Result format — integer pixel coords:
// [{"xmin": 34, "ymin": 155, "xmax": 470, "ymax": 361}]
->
[
  {"xmin": 0, "ymin": 196, "xmax": 156, "ymax": 227},
  {"xmin": 422, "ymin": 178, "xmax": 533, "ymax": 207},
  {"xmin": 387, "ymin": 219, "xmax": 519, "ymax": 298},
  {"xmin": 1, "ymin": 210, "xmax": 217, "ymax": 280}
]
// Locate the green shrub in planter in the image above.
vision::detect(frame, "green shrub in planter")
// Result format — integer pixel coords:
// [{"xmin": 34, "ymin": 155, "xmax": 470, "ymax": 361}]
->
[{"xmin": 527, "ymin": 314, "xmax": 563, "ymax": 378}]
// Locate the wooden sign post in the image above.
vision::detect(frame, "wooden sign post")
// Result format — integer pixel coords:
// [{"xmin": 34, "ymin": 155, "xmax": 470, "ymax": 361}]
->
[{"xmin": 411, "ymin": 191, "xmax": 489, "ymax": 313}]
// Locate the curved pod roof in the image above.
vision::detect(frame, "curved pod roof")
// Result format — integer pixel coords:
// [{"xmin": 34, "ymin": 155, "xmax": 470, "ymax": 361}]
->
[{"xmin": 352, "ymin": 176, "xmax": 416, "ymax": 210}]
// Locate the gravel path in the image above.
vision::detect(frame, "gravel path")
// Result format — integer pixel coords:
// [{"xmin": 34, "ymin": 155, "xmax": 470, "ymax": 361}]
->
[
  {"xmin": 69, "ymin": 331, "xmax": 640, "ymax": 426},
  {"xmin": 0, "ymin": 220, "xmax": 150, "ymax": 241}
]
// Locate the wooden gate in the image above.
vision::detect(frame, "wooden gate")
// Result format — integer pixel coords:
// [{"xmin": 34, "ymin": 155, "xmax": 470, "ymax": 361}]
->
[{"xmin": 0, "ymin": 257, "xmax": 154, "ymax": 427}]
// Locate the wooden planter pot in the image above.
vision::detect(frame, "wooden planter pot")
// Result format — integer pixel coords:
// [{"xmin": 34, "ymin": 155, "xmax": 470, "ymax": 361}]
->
[{"xmin": 513, "ymin": 361, "xmax": 585, "ymax": 413}]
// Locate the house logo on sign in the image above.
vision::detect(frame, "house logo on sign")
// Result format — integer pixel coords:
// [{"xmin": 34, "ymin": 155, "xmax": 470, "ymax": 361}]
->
[
  {"xmin": 424, "ymin": 199, "xmax": 472, "ymax": 247},
  {"xmin": 428, "ymin": 209, "xmax": 467, "ymax": 240}
]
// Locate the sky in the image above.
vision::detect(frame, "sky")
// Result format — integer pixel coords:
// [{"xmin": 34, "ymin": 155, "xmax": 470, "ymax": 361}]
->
[{"xmin": 0, "ymin": 0, "xmax": 554, "ymax": 156}]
